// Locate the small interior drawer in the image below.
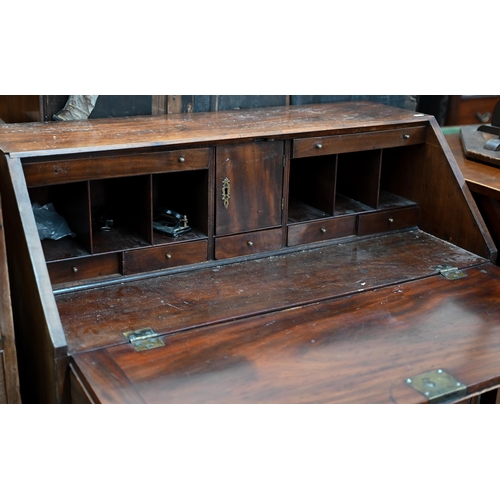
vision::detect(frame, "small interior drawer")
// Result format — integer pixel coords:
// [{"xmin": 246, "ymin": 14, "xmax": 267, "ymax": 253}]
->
[
  {"xmin": 123, "ymin": 240, "xmax": 208, "ymax": 274},
  {"xmin": 357, "ymin": 206, "xmax": 420, "ymax": 236},
  {"xmin": 215, "ymin": 228, "xmax": 282, "ymax": 260},
  {"xmin": 47, "ymin": 253, "xmax": 121, "ymax": 285},
  {"xmin": 287, "ymin": 215, "xmax": 356, "ymax": 247},
  {"xmin": 24, "ymin": 148, "xmax": 210, "ymax": 186},
  {"xmin": 292, "ymin": 126, "xmax": 427, "ymax": 158}
]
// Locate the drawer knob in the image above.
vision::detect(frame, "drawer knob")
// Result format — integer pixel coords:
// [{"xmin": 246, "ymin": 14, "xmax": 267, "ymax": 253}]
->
[
  {"xmin": 165, "ymin": 253, "xmax": 172, "ymax": 259},
  {"xmin": 72, "ymin": 267, "xmax": 78, "ymax": 273},
  {"xmin": 403, "ymin": 134, "xmax": 410, "ymax": 139},
  {"xmin": 388, "ymin": 218, "xmax": 394, "ymax": 224},
  {"xmin": 247, "ymin": 241, "xmax": 254, "ymax": 247},
  {"xmin": 320, "ymin": 227, "xmax": 327, "ymax": 233},
  {"xmin": 315, "ymin": 144, "xmax": 323, "ymax": 149},
  {"xmin": 178, "ymin": 156, "xmax": 186, "ymax": 163}
]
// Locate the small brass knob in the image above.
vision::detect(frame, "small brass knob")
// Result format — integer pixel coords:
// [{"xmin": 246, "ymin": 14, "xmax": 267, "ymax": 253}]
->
[
  {"xmin": 178, "ymin": 157, "xmax": 185, "ymax": 163},
  {"xmin": 388, "ymin": 218, "xmax": 394, "ymax": 224},
  {"xmin": 72, "ymin": 267, "xmax": 78, "ymax": 273},
  {"xmin": 166, "ymin": 253, "xmax": 172, "ymax": 259},
  {"xmin": 247, "ymin": 241, "xmax": 253, "ymax": 247},
  {"xmin": 403, "ymin": 134, "xmax": 410, "ymax": 139},
  {"xmin": 320, "ymin": 227, "xmax": 327, "ymax": 233},
  {"xmin": 316, "ymin": 144, "xmax": 323, "ymax": 149}
]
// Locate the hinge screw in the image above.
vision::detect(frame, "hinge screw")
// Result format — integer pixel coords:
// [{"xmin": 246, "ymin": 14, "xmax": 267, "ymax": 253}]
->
[{"xmin": 406, "ymin": 378, "xmax": 412, "ymax": 384}]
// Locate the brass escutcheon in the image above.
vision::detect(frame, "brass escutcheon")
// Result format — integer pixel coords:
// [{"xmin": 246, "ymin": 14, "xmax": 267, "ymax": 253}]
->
[{"xmin": 222, "ymin": 177, "xmax": 231, "ymax": 209}]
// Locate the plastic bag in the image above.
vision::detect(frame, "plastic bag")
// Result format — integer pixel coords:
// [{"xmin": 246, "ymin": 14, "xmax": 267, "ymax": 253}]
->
[{"xmin": 32, "ymin": 203, "xmax": 75, "ymax": 240}]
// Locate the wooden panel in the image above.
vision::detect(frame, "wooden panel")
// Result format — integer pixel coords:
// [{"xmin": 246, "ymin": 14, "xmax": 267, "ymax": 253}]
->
[
  {"xmin": 0, "ymin": 103, "xmax": 428, "ymax": 158},
  {"xmin": 0, "ymin": 156, "xmax": 67, "ymax": 403},
  {"xmin": 292, "ymin": 126, "xmax": 427, "ymax": 158},
  {"xmin": 215, "ymin": 141, "xmax": 283, "ymax": 235},
  {"xmin": 124, "ymin": 240, "xmax": 208, "ymax": 274},
  {"xmin": 71, "ymin": 263, "xmax": 500, "ymax": 404},
  {"xmin": 24, "ymin": 148, "xmax": 210, "ymax": 186},
  {"xmin": 47, "ymin": 253, "xmax": 121, "ymax": 285},
  {"xmin": 287, "ymin": 216, "xmax": 356, "ymax": 246},
  {"xmin": 55, "ymin": 230, "xmax": 487, "ymax": 354},
  {"xmin": 357, "ymin": 207, "xmax": 420, "ymax": 236},
  {"xmin": 215, "ymin": 228, "xmax": 282, "ymax": 260}
]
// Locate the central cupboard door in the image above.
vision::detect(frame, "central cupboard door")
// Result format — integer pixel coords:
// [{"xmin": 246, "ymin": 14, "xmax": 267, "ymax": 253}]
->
[{"xmin": 215, "ymin": 141, "xmax": 284, "ymax": 235}]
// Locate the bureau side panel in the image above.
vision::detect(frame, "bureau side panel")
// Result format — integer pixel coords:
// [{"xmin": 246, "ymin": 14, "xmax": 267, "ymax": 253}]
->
[
  {"xmin": 382, "ymin": 118, "xmax": 496, "ymax": 260},
  {"xmin": 0, "ymin": 155, "xmax": 68, "ymax": 403}
]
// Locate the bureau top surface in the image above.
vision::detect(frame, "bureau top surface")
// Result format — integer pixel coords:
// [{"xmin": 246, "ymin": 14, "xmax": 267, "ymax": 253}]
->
[{"xmin": 0, "ymin": 102, "xmax": 427, "ymax": 158}]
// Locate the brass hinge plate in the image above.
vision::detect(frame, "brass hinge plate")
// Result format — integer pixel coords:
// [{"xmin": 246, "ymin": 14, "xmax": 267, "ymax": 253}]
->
[
  {"xmin": 405, "ymin": 369, "xmax": 467, "ymax": 403},
  {"xmin": 436, "ymin": 265, "xmax": 467, "ymax": 280},
  {"xmin": 123, "ymin": 327, "xmax": 164, "ymax": 352}
]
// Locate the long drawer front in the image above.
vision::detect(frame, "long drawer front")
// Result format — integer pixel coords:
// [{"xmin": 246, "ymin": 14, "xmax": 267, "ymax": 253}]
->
[{"xmin": 292, "ymin": 126, "xmax": 427, "ymax": 158}]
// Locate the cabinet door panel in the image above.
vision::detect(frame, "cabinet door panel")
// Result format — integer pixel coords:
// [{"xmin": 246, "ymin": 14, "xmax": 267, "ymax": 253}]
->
[{"xmin": 216, "ymin": 141, "xmax": 283, "ymax": 235}]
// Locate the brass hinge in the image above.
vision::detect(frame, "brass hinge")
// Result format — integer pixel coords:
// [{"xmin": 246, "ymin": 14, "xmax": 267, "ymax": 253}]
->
[
  {"xmin": 405, "ymin": 369, "xmax": 467, "ymax": 403},
  {"xmin": 436, "ymin": 265, "xmax": 467, "ymax": 280},
  {"xmin": 123, "ymin": 327, "xmax": 164, "ymax": 352}
]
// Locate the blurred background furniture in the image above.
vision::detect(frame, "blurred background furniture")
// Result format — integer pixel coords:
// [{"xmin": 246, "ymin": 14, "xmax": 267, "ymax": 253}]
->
[{"xmin": 0, "ymin": 95, "xmax": 418, "ymax": 123}]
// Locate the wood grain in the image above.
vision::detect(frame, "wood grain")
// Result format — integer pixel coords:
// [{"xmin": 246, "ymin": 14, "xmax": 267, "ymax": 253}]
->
[
  {"xmin": 72, "ymin": 263, "xmax": 500, "ymax": 403},
  {"xmin": 55, "ymin": 230, "xmax": 486, "ymax": 354},
  {"xmin": 0, "ymin": 102, "xmax": 427, "ymax": 158}
]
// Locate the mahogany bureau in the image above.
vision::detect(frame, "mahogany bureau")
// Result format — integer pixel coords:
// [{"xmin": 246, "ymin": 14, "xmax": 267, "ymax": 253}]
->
[{"xmin": 1, "ymin": 102, "xmax": 500, "ymax": 404}]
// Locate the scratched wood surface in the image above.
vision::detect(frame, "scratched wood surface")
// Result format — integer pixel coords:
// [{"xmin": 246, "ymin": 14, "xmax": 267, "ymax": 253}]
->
[
  {"xmin": 71, "ymin": 263, "xmax": 500, "ymax": 404},
  {"xmin": 0, "ymin": 102, "xmax": 426, "ymax": 158},
  {"xmin": 55, "ymin": 230, "xmax": 486, "ymax": 354}
]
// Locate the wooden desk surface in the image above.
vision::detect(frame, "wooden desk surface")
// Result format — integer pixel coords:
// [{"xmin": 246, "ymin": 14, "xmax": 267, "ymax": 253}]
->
[
  {"xmin": 65, "ymin": 230, "xmax": 498, "ymax": 404},
  {"xmin": 72, "ymin": 262, "xmax": 500, "ymax": 404},
  {"xmin": 0, "ymin": 102, "xmax": 426, "ymax": 158},
  {"xmin": 447, "ymin": 133, "xmax": 500, "ymax": 201}
]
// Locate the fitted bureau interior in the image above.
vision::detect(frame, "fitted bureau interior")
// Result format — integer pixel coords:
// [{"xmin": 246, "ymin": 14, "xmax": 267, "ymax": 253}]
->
[{"xmin": 25, "ymin": 131, "xmax": 429, "ymax": 287}]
